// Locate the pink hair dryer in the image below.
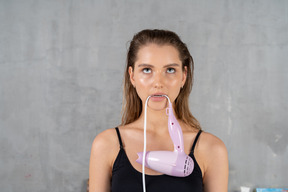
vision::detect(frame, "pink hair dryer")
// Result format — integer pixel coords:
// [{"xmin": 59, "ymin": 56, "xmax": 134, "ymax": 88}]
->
[{"xmin": 136, "ymin": 101, "xmax": 194, "ymax": 177}]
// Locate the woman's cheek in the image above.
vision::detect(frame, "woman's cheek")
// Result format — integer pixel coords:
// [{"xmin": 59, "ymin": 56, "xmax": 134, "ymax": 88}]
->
[
  {"xmin": 167, "ymin": 79, "xmax": 182, "ymax": 101},
  {"xmin": 138, "ymin": 75, "xmax": 153, "ymax": 87},
  {"xmin": 165, "ymin": 78, "xmax": 178, "ymax": 88},
  {"xmin": 134, "ymin": 75, "xmax": 152, "ymax": 99}
]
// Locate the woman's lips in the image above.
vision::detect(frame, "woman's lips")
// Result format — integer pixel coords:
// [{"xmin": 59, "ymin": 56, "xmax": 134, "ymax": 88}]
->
[{"xmin": 150, "ymin": 94, "xmax": 166, "ymax": 102}]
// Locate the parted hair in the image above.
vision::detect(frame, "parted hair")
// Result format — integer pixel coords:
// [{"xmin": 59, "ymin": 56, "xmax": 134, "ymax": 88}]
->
[{"xmin": 121, "ymin": 29, "xmax": 201, "ymax": 130}]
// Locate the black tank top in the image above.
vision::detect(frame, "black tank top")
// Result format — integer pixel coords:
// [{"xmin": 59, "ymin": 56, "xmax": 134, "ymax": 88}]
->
[{"xmin": 111, "ymin": 127, "xmax": 203, "ymax": 192}]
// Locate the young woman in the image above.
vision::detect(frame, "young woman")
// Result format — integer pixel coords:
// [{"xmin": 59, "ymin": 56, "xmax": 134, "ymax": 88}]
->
[{"xmin": 89, "ymin": 29, "xmax": 229, "ymax": 192}]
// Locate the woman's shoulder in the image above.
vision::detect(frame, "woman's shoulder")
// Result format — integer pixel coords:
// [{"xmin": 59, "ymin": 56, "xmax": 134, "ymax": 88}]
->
[
  {"xmin": 199, "ymin": 131, "xmax": 226, "ymax": 147},
  {"xmin": 93, "ymin": 127, "xmax": 117, "ymax": 142},
  {"xmin": 197, "ymin": 131, "xmax": 228, "ymax": 168},
  {"xmin": 91, "ymin": 128, "xmax": 120, "ymax": 155},
  {"xmin": 199, "ymin": 131, "xmax": 227, "ymax": 155}
]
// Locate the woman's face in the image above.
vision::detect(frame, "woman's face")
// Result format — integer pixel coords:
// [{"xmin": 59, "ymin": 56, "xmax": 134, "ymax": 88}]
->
[{"xmin": 129, "ymin": 43, "xmax": 187, "ymax": 110}]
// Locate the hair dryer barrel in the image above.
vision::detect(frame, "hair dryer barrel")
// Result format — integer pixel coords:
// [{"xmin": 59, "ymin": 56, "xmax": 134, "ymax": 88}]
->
[{"xmin": 137, "ymin": 151, "xmax": 194, "ymax": 177}]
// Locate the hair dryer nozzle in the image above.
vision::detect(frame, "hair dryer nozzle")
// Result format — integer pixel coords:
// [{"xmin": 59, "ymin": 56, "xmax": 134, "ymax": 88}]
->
[{"xmin": 136, "ymin": 152, "xmax": 144, "ymax": 165}]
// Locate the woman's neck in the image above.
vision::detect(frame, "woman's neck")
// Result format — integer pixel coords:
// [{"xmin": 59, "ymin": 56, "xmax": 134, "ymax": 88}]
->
[{"xmin": 138, "ymin": 107, "xmax": 170, "ymax": 134}]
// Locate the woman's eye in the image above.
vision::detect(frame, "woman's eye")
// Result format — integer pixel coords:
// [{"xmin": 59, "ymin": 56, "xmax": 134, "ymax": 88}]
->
[
  {"xmin": 142, "ymin": 68, "xmax": 152, "ymax": 74},
  {"xmin": 167, "ymin": 68, "xmax": 176, "ymax": 74}
]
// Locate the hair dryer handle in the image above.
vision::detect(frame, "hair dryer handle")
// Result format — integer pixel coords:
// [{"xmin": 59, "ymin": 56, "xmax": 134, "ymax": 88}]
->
[{"xmin": 167, "ymin": 103, "xmax": 184, "ymax": 153}]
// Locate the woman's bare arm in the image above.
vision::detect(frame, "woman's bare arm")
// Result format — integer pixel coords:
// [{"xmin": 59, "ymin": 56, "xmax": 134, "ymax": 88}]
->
[
  {"xmin": 202, "ymin": 133, "xmax": 229, "ymax": 192},
  {"xmin": 89, "ymin": 129, "xmax": 118, "ymax": 192}
]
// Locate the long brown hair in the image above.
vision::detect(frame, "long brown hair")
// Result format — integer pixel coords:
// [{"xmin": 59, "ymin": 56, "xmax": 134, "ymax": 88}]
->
[{"xmin": 121, "ymin": 29, "xmax": 201, "ymax": 130}]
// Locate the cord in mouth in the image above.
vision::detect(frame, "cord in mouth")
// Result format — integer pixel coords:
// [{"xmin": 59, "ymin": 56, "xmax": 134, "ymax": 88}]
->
[{"xmin": 152, "ymin": 95, "xmax": 165, "ymax": 97}]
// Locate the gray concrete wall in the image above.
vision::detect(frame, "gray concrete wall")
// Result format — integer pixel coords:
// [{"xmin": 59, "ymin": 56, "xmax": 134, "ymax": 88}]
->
[{"xmin": 0, "ymin": 0, "xmax": 287, "ymax": 191}]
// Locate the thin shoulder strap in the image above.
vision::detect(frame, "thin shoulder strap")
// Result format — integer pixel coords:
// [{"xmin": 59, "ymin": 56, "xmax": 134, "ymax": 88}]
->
[
  {"xmin": 115, "ymin": 127, "xmax": 123, "ymax": 149},
  {"xmin": 191, "ymin": 130, "xmax": 202, "ymax": 153}
]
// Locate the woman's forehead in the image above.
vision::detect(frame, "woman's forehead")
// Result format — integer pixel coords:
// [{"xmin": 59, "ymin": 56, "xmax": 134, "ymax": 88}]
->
[{"xmin": 135, "ymin": 44, "xmax": 182, "ymax": 66}]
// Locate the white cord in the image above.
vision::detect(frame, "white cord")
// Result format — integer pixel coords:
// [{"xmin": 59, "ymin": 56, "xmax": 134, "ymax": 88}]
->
[
  {"xmin": 142, "ymin": 95, "xmax": 170, "ymax": 192},
  {"xmin": 142, "ymin": 95, "xmax": 151, "ymax": 192}
]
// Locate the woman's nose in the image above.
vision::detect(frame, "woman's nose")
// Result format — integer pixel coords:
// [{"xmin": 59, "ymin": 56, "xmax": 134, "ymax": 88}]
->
[{"xmin": 153, "ymin": 71, "xmax": 164, "ymax": 89}]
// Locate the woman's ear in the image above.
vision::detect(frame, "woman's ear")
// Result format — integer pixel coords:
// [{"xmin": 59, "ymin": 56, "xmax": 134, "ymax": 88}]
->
[
  {"xmin": 182, "ymin": 66, "xmax": 187, "ymax": 87},
  {"xmin": 128, "ymin": 66, "xmax": 135, "ymax": 87}
]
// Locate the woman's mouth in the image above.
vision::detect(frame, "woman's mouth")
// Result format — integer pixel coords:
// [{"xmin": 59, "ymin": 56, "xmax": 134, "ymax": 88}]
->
[{"xmin": 150, "ymin": 94, "xmax": 167, "ymax": 102}]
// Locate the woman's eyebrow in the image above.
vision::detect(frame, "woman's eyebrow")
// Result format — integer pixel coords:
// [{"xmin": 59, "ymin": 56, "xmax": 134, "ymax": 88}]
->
[
  {"xmin": 164, "ymin": 63, "xmax": 181, "ymax": 67},
  {"xmin": 137, "ymin": 64, "xmax": 154, "ymax": 68}
]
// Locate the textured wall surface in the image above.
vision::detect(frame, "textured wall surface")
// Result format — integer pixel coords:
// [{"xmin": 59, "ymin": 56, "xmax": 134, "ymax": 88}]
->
[{"xmin": 0, "ymin": 0, "xmax": 287, "ymax": 191}]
